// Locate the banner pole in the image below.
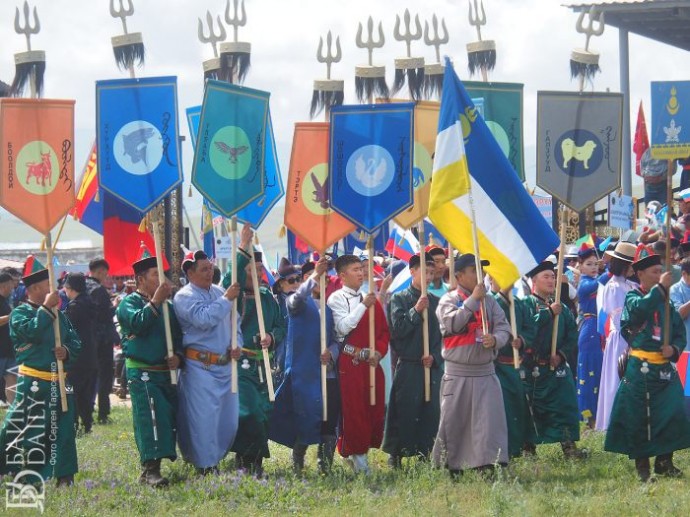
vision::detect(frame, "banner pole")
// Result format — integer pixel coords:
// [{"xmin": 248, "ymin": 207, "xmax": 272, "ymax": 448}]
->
[
  {"xmin": 152, "ymin": 212, "xmax": 177, "ymax": 385},
  {"xmin": 663, "ymin": 159, "xmax": 674, "ymax": 347},
  {"xmin": 508, "ymin": 291, "xmax": 520, "ymax": 369},
  {"xmin": 467, "ymin": 185, "xmax": 488, "ymax": 335},
  {"xmin": 367, "ymin": 235, "xmax": 376, "ymax": 406},
  {"xmin": 418, "ymin": 222, "xmax": 431, "ymax": 402},
  {"xmin": 319, "ymin": 271, "xmax": 328, "ymax": 421},
  {"xmin": 551, "ymin": 206, "xmax": 567, "ymax": 370},
  {"xmin": 45, "ymin": 232, "xmax": 68, "ymax": 412},
  {"xmin": 249, "ymin": 232, "xmax": 275, "ymax": 402},
  {"xmin": 230, "ymin": 216, "xmax": 239, "ymax": 393}
]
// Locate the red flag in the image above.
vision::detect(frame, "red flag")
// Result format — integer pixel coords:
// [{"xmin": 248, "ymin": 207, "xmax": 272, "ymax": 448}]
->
[{"xmin": 633, "ymin": 100, "xmax": 649, "ymax": 177}]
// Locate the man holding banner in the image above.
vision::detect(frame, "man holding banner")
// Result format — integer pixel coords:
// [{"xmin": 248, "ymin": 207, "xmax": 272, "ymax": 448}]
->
[
  {"xmin": 174, "ymin": 250, "xmax": 242, "ymax": 475},
  {"xmin": 224, "ymin": 225, "xmax": 286, "ymax": 476}
]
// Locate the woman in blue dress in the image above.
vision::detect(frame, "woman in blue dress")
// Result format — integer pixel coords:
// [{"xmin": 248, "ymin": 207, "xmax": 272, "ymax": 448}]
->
[{"xmin": 576, "ymin": 245, "xmax": 604, "ymax": 429}]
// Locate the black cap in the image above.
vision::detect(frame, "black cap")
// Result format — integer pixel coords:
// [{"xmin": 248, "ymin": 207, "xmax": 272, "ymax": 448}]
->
[
  {"xmin": 526, "ymin": 261, "xmax": 555, "ymax": 278},
  {"xmin": 133, "ymin": 256, "xmax": 158, "ymax": 276},
  {"xmin": 409, "ymin": 254, "xmax": 434, "ymax": 269},
  {"xmin": 301, "ymin": 261, "xmax": 316, "ymax": 277},
  {"xmin": 453, "ymin": 254, "xmax": 489, "ymax": 273},
  {"xmin": 0, "ymin": 272, "xmax": 12, "ymax": 284}
]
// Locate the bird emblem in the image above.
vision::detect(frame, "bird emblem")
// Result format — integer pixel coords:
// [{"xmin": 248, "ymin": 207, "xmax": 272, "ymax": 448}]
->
[
  {"xmin": 310, "ymin": 172, "xmax": 330, "ymax": 210},
  {"xmin": 354, "ymin": 154, "xmax": 387, "ymax": 189},
  {"xmin": 214, "ymin": 141, "xmax": 249, "ymax": 163}
]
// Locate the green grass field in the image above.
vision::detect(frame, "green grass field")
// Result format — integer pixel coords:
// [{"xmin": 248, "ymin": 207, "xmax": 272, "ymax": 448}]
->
[{"xmin": 2, "ymin": 406, "xmax": 689, "ymax": 516}]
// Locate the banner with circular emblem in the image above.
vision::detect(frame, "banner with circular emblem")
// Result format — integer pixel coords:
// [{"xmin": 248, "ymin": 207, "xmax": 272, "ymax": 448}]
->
[
  {"xmin": 96, "ymin": 76, "xmax": 182, "ymax": 213},
  {"xmin": 0, "ymin": 98, "xmax": 75, "ymax": 234}
]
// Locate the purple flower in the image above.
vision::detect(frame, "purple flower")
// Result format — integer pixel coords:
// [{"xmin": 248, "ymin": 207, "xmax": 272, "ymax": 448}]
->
[{"xmin": 84, "ymin": 479, "xmax": 96, "ymax": 490}]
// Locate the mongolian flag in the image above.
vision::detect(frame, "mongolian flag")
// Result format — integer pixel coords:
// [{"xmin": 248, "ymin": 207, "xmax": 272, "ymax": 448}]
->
[
  {"xmin": 328, "ymin": 103, "xmax": 415, "ymax": 233},
  {"xmin": 71, "ymin": 142, "xmax": 103, "ymax": 233},
  {"xmin": 464, "ymin": 81, "xmax": 525, "ymax": 181},
  {"xmin": 96, "ymin": 76, "xmax": 183, "ymax": 213},
  {"xmin": 393, "ymin": 101, "xmax": 440, "ymax": 229},
  {"xmin": 429, "ymin": 60, "xmax": 559, "ymax": 289},
  {"xmin": 0, "ymin": 98, "xmax": 75, "ymax": 234},
  {"xmin": 284, "ymin": 122, "xmax": 354, "ymax": 253},
  {"xmin": 191, "ymin": 80, "xmax": 269, "ymax": 217}
]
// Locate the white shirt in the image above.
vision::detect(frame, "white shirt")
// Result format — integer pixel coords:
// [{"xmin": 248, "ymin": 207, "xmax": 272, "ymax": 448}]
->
[{"xmin": 327, "ymin": 285, "xmax": 367, "ymax": 342}]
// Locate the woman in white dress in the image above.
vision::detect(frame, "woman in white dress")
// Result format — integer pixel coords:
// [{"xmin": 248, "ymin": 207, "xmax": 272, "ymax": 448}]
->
[{"xmin": 595, "ymin": 242, "xmax": 637, "ymax": 431}]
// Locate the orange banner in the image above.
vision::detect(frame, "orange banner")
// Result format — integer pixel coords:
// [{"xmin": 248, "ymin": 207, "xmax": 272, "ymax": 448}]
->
[
  {"xmin": 0, "ymin": 98, "xmax": 76, "ymax": 234},
  {"xmin": 284, "ymin": 122, "xmax": 355, "ymax": 253},
  {"xmin": 393, "ymin": 100, "xmax": 440, "ymax": 229}
]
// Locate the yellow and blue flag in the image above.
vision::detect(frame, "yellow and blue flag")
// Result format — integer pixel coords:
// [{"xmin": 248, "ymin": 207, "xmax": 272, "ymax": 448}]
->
[{"xmin": 429, "ymin": 60, "xmax": 559, "ymax": 288}]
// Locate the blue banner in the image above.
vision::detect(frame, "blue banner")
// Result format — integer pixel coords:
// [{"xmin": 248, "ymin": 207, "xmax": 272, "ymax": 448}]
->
[
  {"xmin": 96, "ymin": 76, "xmax": 182, "ymax": 213},
  {"xmin": 191, "ymin": 80, "xmax": 269, "ymax": 216},
  {"xmin": 651, "ymin": 81, "xmax": 690, "ymax": 160},
  {"xmin": 422, "ymin": 219, "xmax": 448, "ymax": 248},
  {"xmin": 344, "ymin": 225, "xmax": 390, "ymax": 254},
  {"xmin": 287, "ymin": 229, "xmax": 312, "ymax": 265},
  {"xmin": 188, "ymin": 103, "xmax": 283, "ymax": 228},
  {"xmin": 329, "ymin": 103, "xmax": 415, "ymax": 232}
]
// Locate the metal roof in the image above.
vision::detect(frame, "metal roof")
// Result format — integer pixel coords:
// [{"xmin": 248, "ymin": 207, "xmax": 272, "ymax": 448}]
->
[{"xmin": 566, "ymin": 0, "xmax": 690, "ymax": 51}]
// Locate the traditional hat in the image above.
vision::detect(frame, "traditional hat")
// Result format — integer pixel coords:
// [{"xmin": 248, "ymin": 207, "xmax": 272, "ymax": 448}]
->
[
  {"xmin": 181, "ymin": 250, "xmax": 208, "ymax": 274},
  {"xmin": 564, "ymin": 245, "xmax": 579, "ymax": 260},
  {"xmin": 23, "ymin": 255, "xmax": 49, "ymax": 287},
  {"xmin": 277, "ymin": 258, "xmax": 300, "ymax": 279},
  {"xmin": 425, "ymin": 244, "xmax": 447, "ymax": 258},
  {"xmin": 526, "ymin": 261, "xmax": 555, "ymax": 279},
  {"xmin": 454, "ymin": 253, "xmax": 489, "ymax": 272},
  {"xmin": 577, "ymin": 244, "xmax": 598, "ymax": 261},
  {"xmin": 409, "ymin": 253, "xmax": 435, "ymax": 269},
  {"xmin": 631, "ymin": 244, "xmax": 661, "ymax": 272},
  {"xmin": 132, "ymin": 242, "xmax": 158, "ymax": 276},
  {"xmin": 604, "ymin": 241, "xmax": 636, "ymax": 263}
]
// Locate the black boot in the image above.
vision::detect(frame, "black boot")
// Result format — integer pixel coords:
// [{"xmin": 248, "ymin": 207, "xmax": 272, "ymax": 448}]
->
[
  {"xmin": 655, "ymin": 453, "xmax": 683, "ymax": 478},
  {"xmin": 523, "ymin": 443, "xmax": 537, "ymax": 457},
  {"xmin": 635, "ymin": 457, "xmax": 653, "ymax": 482},
  {"xmin": 317, "ymin": 435, "xmax": 337, "ymax": 475},
  {"xmin": 56, "ymin": 475, "xmax": 73, "ymax": 488},
  {"xmin": 387, "ymin": 454, "xmax": 402, "ymax": 470},
  {"xmin": 561, "ymin": 441, "xmax": 589, "ymax": 460},
  {"xmin": 139, "ymin": 459, "xmax": 169, "ymax": 487},
  {"xmin": 292, "ymin": 443, "xmax": 308, "ymax": 474},
  {"xmin": 252, "ymin": 456, "xmax": 264, "ymax": 478}
]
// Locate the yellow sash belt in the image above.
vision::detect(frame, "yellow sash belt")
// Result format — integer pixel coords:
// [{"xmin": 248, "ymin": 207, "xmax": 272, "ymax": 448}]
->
[
  {"xmin": 629, "ymin": 349, "xmax": 667, "ymax": 365},
  {"xmin": 18, "ymin": 364, "xmax": 67, "ymax": 382}
]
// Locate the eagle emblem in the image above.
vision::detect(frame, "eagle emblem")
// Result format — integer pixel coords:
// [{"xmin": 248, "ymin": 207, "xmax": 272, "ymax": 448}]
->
[{"xmin": 214, "ymin": 141, "xmax": 249, "ymax": 163}]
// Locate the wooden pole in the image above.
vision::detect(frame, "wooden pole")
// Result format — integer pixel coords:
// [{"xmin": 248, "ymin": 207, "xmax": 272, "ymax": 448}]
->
[
  {"xmin": 467, "ymin": 188, "xmax": 488, "ymax": 334},
  {"xmin": 367, "ymin": 236, "xmax": 376, "ymax": 406},
  {"xmin": 448, "ymin": 242, "xmax": 456, "ymax": 290},
  {"xmin": 508, "ymin": 291, "xmax": 520, "ymax": 369},
  {"xmin": 230, "ymin": 216, "xmax": 239, "ymax": 393},
  {"xmin": 550, "ymin": 206, "xmax": 568, "ymax": 370},
  {"xmin": 663, "ymin": 159, "xmax": 674, "ymax": 346},
  {"xmin": 248, "ymin": 240, "xmax": 275, "ymax": 401},
  {"xmin": 44, "ymin": 232, "xmax": 68, "ymax": 412},
  {"xmin": 152, "ymin": 215, "xmax": 177, "ymax": 385},
  {"xmin": 418, "ymin": 223, "xmax": 431, "ymax": 402},
  {"xmin": 51, "ymin": 215, "xmax": 68, "ymax": 252},
  {"xmin": 319, "ymin": 272, "xmax": 328, "ymax": 421}
]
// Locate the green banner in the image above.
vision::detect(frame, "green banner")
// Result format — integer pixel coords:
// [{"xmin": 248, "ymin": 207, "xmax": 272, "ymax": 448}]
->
[{"xmin": 464, "ymin": 81, "xmax": 524, "ymax": 181}]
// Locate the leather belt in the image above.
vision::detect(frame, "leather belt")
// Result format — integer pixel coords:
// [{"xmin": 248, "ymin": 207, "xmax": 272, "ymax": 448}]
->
[{"xmin": 185, "ymin": 347, "xmax": 230, "ymax": 366}]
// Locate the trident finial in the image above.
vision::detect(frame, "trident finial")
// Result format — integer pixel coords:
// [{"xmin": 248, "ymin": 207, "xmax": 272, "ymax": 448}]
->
[
  {"xmin": 14, "ymin": 1, "xmax": 40, "ymax": 52},
  {"xmin": 576, "ymin": 7, "xmax": 605, "ymax": 51},
  {"xmin": 356, "ymin": 17, "xmax": 385, "ymax": 67},
  {"xmin": 424, "ymin": 15, "xmax": 449, "ymax": 63},
  {"xmin": 394, "ymin": 9, "xmax": 422, "ymax": 57},
  {"xmin": 468, "ymin": 0, "xmax": 487, "ymax": 41},
  {"xmin": 198, "ymin": 11, "xmax": 226, "ymax": 58},
  {"xmin": 316, "ymin": 31, "xmax": 342, "ymax": 80},
  {"xmin": 225, "ymin": 0, "xmax": 247, "ymax": 43},
  {"xmin": 110, "ymin": 0, "xmax": 134, "ymax": 34}
]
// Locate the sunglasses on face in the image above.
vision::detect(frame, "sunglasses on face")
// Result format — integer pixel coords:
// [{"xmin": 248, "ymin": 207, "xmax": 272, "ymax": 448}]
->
[{"xmin": 285, "ymin": 277, "xmax": 301, "ymax": 285}]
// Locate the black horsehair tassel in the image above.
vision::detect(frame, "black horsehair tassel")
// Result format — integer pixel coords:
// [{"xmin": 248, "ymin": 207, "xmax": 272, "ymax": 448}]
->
[{"xmin": 467, "ymin": 49, "xmax": 496, "ymax": 76}]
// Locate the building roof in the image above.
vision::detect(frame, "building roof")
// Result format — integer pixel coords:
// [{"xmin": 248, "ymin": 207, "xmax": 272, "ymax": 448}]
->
[{"xmin": 566, "ymin": 1, "xmax": 690, "ymax": 51}]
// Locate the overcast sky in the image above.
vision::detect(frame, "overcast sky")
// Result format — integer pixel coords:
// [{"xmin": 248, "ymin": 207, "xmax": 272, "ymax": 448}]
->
[{"xmin": 1, "ymin": 0, "xmax": 688, "ymax": 240}]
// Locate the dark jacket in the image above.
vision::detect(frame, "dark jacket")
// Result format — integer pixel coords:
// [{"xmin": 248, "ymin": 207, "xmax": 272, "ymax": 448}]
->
[
  {"xmin": 65, "ymin": 293, "xmax": 98, "ymax": 370},
  {"xmin": 85, "ymin": 277, "xmax": 118, "ymax": 346}
]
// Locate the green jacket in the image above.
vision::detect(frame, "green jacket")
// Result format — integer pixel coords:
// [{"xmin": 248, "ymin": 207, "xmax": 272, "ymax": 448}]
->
[
  {"xmin": 523, "ymin": 294, "xmax": 577, "ymax": 363},
  {"xmin": 621, "ymin": 285, "xmax": 686, "ymax": 356},
  {"xmin": 222, "ymin": 248, "xmax": 286, "ymax": 355},
  {"xmin": 10, "ymin": 302, "xmax": 81, "ymax": 371},
  {"xmin": 116, "ymin": 292, "xmax": 183, "ymax": 365},
  {"xmin": 492, "ymin": 292, "xmax": 537, "ymax": 361}
]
